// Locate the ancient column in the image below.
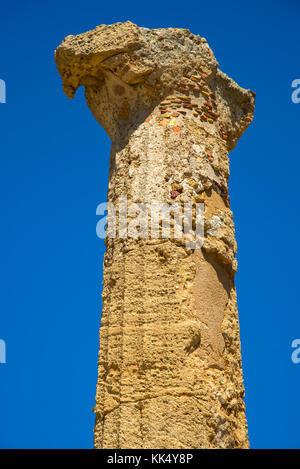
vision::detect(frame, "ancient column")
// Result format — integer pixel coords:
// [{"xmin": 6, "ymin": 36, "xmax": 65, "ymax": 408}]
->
[{"xmin": 55, "ymin": 22, "xmax": 255, "ymax": 449}]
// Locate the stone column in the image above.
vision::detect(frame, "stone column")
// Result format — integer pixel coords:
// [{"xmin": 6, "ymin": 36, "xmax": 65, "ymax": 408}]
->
[{"xmin": 55, "ymin": 21, "xmax": 255, "ymax": 449}]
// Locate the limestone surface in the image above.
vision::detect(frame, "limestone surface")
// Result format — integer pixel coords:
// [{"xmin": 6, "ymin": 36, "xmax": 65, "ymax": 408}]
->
[{"xmin": 55, "ymin": 21, "xmax": 255, "ymax": 449}]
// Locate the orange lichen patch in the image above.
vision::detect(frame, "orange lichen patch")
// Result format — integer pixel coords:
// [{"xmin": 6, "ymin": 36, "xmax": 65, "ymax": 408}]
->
[
  {"xmin": 183, "ymin": 73, "xmax": 191, "ymax": 78},
  {"xmin": 200, "ymin": 115, "xmax": 207, "ymax": 121},
  {"xmin": 171, "ymin": 99, "xmax": 182, "ymax": 104},
  {"xmin": 159, "ymin": 119, "xmax": 168, "ymax": 127},
  {"xmin": 178, "ymin": 110, "xmax": 187, "ymax": 115},
  {"xmin": 145, "ymin": 116, "xmax": 152, "ymax": 122},
  {"xmin": 193, "ymin": 112, "xmax": 198, "ymax": 117},
  {"xmin": 171, "ymin": 112, "xmax": 179, "ymax": 117},
  {"xmin": 173, "ymin": 126, "xmax": 181, "ymax": 132},
  {"xmin": 207, "ymin": 151, "xmax": 214, "ymax": 162},
  {"xmin": 161, "ymin": 109, "xmax": 171, "ymax": 113},
  {"xmin": 222, "ymin": 133, "xmax": 228, "ymax": 140}
]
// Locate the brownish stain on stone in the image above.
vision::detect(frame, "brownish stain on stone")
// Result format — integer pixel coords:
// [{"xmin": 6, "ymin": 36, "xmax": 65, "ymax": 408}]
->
[
  {"xmin": 118, "ymin": 100, "xmax": 130, "ymax": 120},
  {"xmin": 114, "ymin": 84, "xmax": 125, "ymax": 96},
  {"xmin": 192, "ymin": 249, "xmax": 231, "ymax": 366}
]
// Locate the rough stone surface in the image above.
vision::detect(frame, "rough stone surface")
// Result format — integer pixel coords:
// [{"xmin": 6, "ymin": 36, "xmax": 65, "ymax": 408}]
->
[{"xmin": 55, "ymin": 21, "xmax": 255, "ymax": 449}]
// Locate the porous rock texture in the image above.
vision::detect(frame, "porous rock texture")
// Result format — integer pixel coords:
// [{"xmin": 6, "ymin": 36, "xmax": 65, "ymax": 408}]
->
[{"xmin": 55, "ymin": 22, "xmax": 255, "ymax": 449}]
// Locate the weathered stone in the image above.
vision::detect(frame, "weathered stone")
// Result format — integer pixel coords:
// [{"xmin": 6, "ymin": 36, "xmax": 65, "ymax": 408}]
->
[{"xmin": 55, "ymin": 21, "xmax": 255, "ymax": 449}]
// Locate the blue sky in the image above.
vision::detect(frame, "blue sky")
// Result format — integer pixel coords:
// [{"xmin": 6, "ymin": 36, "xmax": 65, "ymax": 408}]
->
[{"xmin": 0, "ymin": 0, "xmax": 299, "ymax": 449}]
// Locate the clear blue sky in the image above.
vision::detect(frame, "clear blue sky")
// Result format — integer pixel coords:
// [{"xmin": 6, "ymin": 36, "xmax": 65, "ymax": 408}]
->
[{"xmin": 0, "ymin": 0, "xmax": 299, "ymax": 449}]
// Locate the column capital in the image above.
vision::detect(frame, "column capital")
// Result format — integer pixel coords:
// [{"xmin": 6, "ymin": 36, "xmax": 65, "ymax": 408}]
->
[{"xmin": 55, "ymin": 22, "xmax": 255, "ymax": 146}]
